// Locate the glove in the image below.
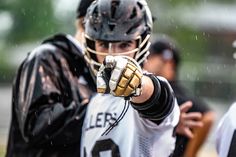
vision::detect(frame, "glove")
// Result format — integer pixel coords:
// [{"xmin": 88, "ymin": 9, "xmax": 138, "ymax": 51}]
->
[{"xmin": 97, "ymin": 56, "xmax": 143, "ymax": 97}]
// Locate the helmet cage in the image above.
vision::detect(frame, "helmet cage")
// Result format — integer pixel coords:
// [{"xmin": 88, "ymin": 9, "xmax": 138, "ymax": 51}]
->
[{"xmin": 84, "ymin": 33, "xmax": 151, "ymax": 77}]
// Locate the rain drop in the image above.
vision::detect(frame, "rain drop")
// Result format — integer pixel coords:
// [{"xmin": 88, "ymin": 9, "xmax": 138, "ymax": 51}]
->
[
  {"xmin": 233, "ymin": 41, "xmax": 236, "ymax": 48},
  {"xmin": 233, "ymin": 52, "xmax": 236, "ymax": 60},
  {"xmin": 48, "ymin": 118, "xmax": 51, "ymax": 125},
  {"xmin": 75, "ymin": 116, "xmax": 80, "ymax": 120}
]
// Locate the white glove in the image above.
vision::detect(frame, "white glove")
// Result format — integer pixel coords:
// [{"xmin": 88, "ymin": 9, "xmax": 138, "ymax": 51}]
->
[{"xmin": 97, "ymin": 56, "xmax": 143, "ymax": 97}]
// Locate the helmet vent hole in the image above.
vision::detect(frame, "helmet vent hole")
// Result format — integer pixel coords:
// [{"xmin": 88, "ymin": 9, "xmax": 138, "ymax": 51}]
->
[
  {"xmin": 126, "ymin": 23, "xmax": 139, "ymax": 35},
  {"xmin": 92, "ymin": 6, "xmax": 99, "ymax": 18},
  {"xmin": 93, "ymin": 27, "xmax": 97, "ymax": 32},
  {"xmin": 130, "ymin": 8, "xmax": 137, "ymax": 19},
  {"xmin": 108, "ymin": 24, "xmax": 115, "ymax": 31},
  {"xmin": 111, "ymin": 0, "xmax": 120, "ymax": 19}
]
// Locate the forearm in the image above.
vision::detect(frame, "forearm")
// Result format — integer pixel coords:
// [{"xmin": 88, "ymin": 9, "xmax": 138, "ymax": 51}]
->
[
  {"xmin": 184, "ymin": 111, "xmax": 215, "ymax": 157},
  {"xmin": 131, "ymin": 75, "xmax": 175, "ymax": 124}
]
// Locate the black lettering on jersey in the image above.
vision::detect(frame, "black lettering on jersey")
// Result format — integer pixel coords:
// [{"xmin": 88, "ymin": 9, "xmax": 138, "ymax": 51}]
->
[
  {"xmin": 96, "ymin": 112, "xmax": 103, "ymax": 128},
  {"xmin": 227, "ymin": 129, "xmax": 236, "ymax": 157},
  {"xmin": 86, "ymin": 112, "xmax": 117, "ymax": 131},
  {"xmin": 88, "ymin": 114, "xmax": 95, "ymax": 130},
  {"xmin": 92, "ymin": 139, "xmax": 121, "ymax": 157},
  {"xmin": 83, "ymin": 139, "xmax": 121, "ymax": 157},
  {"xmin": 104, "ymin": 113, "xmax": 112, "ymax": 127}
]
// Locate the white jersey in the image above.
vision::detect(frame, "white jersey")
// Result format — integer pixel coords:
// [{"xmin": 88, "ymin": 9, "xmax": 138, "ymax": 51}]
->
[
  {"xmin": 216, "ymin": 102, "xmax": 236, "ymax": 157},
  {"xmin": 81, "ymin": 94, "xmax": 179, "ymax": 157}
]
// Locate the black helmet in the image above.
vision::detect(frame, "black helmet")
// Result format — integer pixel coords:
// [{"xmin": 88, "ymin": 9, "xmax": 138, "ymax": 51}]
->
[
  {"xmin": 76, "ymin": 0, "xmax": 94, "ymax": 18},
  {"xmin": 84, "ymin": 0, "xmax": 153, "ymax": 77}
]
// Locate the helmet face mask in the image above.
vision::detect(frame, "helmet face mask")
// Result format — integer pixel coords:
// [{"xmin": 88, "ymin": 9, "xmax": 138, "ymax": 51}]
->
[{"xmin": 84, "ymin": 0, "xmax": 153, "ymax": 77}]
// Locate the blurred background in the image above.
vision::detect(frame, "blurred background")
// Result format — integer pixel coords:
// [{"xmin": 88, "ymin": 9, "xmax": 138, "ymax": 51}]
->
[{"xmin": 0, "ymin": 0, "xmax": 236, "ymax": 156}]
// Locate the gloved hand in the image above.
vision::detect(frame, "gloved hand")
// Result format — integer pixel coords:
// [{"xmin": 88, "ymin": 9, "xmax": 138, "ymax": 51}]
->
[{"xmin": 97, "ymin": 56, "xmax": 143, "ymax": 97}]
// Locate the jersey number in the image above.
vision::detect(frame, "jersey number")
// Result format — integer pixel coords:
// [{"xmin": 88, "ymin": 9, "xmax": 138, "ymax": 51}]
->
[{"xmin": 84, "ymin": 139, "xmax": 121, "ymax": 157}]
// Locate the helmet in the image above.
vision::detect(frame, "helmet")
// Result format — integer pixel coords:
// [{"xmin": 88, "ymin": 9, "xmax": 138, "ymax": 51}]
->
[{"xmin": 83, "ymin": 0, "xmax": 153, "ymax": 77}]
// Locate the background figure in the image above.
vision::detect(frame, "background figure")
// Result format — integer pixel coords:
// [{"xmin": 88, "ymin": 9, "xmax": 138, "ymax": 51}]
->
[
  {"xmin": 75, "ymin": 0, "xmax": 94, "ymax": 44},
  {"xmin": 144, "ymin": 35, "xmax": 215, "ymax": 157},
  {"xmin": 5, "ymin": 0, "xmax": 96, "ymax": 156},
  {"xmin": 216, "ymin": 40, "xmax": 236, "ymax": 157}
]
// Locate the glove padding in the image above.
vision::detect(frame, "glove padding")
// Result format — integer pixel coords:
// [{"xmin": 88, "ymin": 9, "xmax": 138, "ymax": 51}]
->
[{"xmin": 97, "ymin": 56, "xmax": 143, "ymax": 97}]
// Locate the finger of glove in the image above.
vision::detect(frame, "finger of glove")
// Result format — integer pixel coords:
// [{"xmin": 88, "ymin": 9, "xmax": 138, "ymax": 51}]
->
[
  {"xmin": 114, "ymin": 62, "xmax": 142, "ymax": 96},
  {"xmin": 113, "ymin": 76, "xmax": 129, "ymax": 96},
  {"xmin": 123, "ymin": 66, "xmax": 142, "ymax": 96},
  {"xmin": 104, "ymin": 55, "xmax": 115, "ymax": 69},
  {"xmin": 96, "ymin": 65, "xmax": 107, "ymax": 93},
  {"xmin": 109, "ymin": 57, "xmax": 128, "ymax": 91}
]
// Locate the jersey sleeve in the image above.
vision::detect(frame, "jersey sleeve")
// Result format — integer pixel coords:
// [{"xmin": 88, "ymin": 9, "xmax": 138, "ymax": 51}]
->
[
  {"xmin": 13, "ymin": 44, "xmax": 87, "ymax": 147},
  {"xmin": 216, "ymin": 103, "xmax": 236, "ymax": 157}
]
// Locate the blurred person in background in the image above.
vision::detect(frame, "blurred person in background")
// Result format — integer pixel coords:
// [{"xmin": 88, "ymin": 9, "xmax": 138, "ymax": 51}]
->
[
  {"xmin": 75, "ymin": 0, "xmax": 94, "ymax": 44},
  {"xmin": 6, "ymin": 0, "xmax": 180, "ymax": 157},
  {"xmin": 144, "ymin": 35, "xmax": 215, "ymax": 157},
  {"xmin": 216, "ymin": 40, "xmax": 236, "ymax": 157},
  {"xmin": 5, "ymin": 0, "xmax": 95, "ymax": 156}
]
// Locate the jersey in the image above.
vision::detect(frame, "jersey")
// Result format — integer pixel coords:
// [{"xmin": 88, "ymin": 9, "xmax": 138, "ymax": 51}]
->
[
  {"xmin": 216, "ymin": 103, "xmax": 236, "ymax": 157},
  {"xmin": 81, "ymin": 94, "xmax": 179, "ymax": 157}
]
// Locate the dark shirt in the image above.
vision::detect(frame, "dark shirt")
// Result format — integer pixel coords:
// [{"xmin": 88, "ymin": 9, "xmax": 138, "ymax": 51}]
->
[
  {"xmin": 6, "ymin": 34, "xmax": 95, "ymax": 157},
  {"xmin": 170, "ymin": 81, "xmax": 210, "ymax": 157}
]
